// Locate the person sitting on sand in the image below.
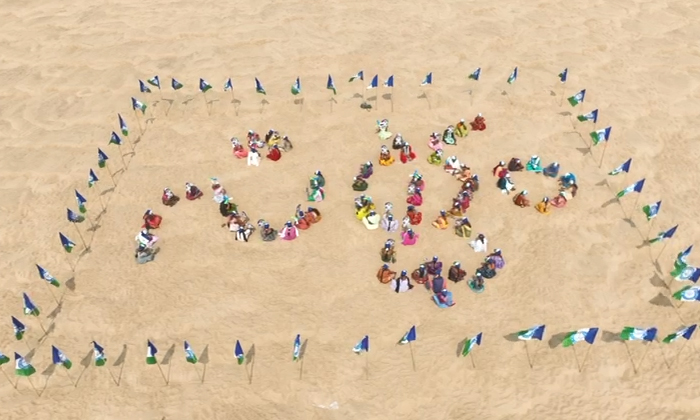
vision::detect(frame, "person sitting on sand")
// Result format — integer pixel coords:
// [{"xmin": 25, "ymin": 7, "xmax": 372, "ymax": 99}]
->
[
  {"xmin": 497, "ymin": 173, "xmax": 516, "ymax": 194},
  {"xmin": 247, "ymin": 147, "xmax": 261, "ymax": 166},
  {"xmin": 425, "ymin": 256, "xmax": 443, "ymax": 276},
  {"xmin": 162, "ymin": 187, "xmax": 179, "ymax": 206},
  {"xmin": 231, "ymin": 137, "xmax": 248, "ymax": 159},
  {"xmin": 279, "ymin": 135, "xmax": 294, "ymax": 152},
  {"xmin": 428, "ymin": 132, "xmax": 444, "ymax": 151},
  {"xmin": 535, "ymin": 197, "xmax": 552, "ymax": 214},
  {"xmin": 551, "ymin": 191, "xmax": 568, "ymax": 208},
  {"xmin": 455, "ymin": 119, "xmax": 470, "ymax": 137},
  {"xmin": 409, "ymin": 170, "xmax": 425, "ymax": 191},
  {"xmin": 306, "ymin": 185, "xmax": 325, "ymax": 202},
  {"xmin": 381, "ymin": 239, "xmax": 397, "ymax": 264},
  {"xmin": 279, "ymin": 221, "xmax": 299, "ymax": 240},
  {"xmin": 427, "ymin": 149, "xmax": 443, "ymax": 165},
  {"xmin": 470, "ymin": 234, "xmax": 488, "ymax": 253},
  {"xmin": 559, "ymin": 172, "xmax": 577, "ymax": 190},
  {"xmin": 211, "ymin": 178, "xmax": 227, "ymax": 204},
  {"xmin": 513, "ymin": 190, "xmax": 530, "ymax": 207},
  {"xmin": 400, "ymin": 142, "xmax": 417, "ymax": 164},
  {"xmin": 219, "ymin": 196, "xmax": 237, "ymax": 217},
  {"xmin": 448, "ymin": 200, "xmax": 463, "ymax": 218},
  {"xmin": 492, "ymin": 161, "xmax": 506, "ymax": 177},
  {"xmin": 448, "ymin": 262, "xmax": 467, "ymax": 283},
  {"xmin": 487, "ymin": 248, "xmax": 506, "ymax": 270},
  {"xmin": 379, "ymin": 145, "xmax": 395, "ymax": 166},
  {"xmin": 377, "ymin": 264, "xmax": 396, "ymax": 284},
  {"xmin": 294, "ymin": 207, "xmax": 310, "ymax": 230},
  {"xmin": 444, "ymin": 156, "xmax": 461, "ymax": 175},
  {"xmin": 456, "ymin": 191, "xmax": 471, "ymax": 211},
  {"xmin": 392, "ymin": 133, "xmax": 406, "ymax": 150},
  {"xmin": 224, "ymin": 211, "xmax": 249, "ymax": 232},
  {"xmin": 460, "ymin": 182, "xmax": 475, "ymax": 201},
  {"xmin": 362, "ymin": 210, "xmax": 381, "ymax": 230},
  {"xmin": 381, "ymin": 213, "xmax": 399, "ymax": 232},
  {"xmin": 429, "ymin": 271, "xmax": 446, "ymax": 294},
  {"xmin": 432, "ymin": 210, "xmax": 449, "ymax": 229},
  {"xmin": 470, "ymin": 113, "xmax": 486, "ymax": 131},
  {"xmin": 401, "ymin": 228, "xmax": 419, "ymax": 246},
  {"xmin": 304, "ymin": 206, "xmax": 322, "ymax": 224},
  {"xmin": 384, "ymin": 201, "xmax": 393, "ymax": 214},
  {"xmin": 406, "ymin": 188, "xmax": 423, "ymax": 206},
  {"xmin": 508, "ymin": 157, "xmax": 524, "ymax": 172},
  {"xmin": 246, "ymin": 130, "xmax": 264, "ymax": 149},
  {"xmin": 142, "ymin": 209, "xmax": 162, "ymax": 229},
  {"xmin": 391, "ymin": 270, "xmax": 414, "ymax": 293},
  {"xmin": 543, "ymin": 161, "xmax": 560, "ymax": 178},
  {"xmin": 456, "ymin": 165, "xmax": 472, "ymax": 182},
  {"xmin": 401, "ymin": 215, "xmax": 411, "ymax": 232},
  {"xmin": 135, "ymin": 229, "xmax": 158, "ymax": 249},
  {"xmin": 359, "ymin": 161, "xmax": 373, "ymax": 179},
  {"xmin": 235, "ymin": 224, "xmax": 255, "ymax": 242},
  {"xmin": 411, "ymin": 264, "xmax": 429, "ymax": 284},
  {"xmin": 469, "ymin": 174, "xmax": 480, "ymax": 192},
  {"xmin": 352, "ymin": 176, "xmax": 368, "ymax": 192},
  {"xmin": 469, "ymin": 272, "xmax": 485, "ymax": 292},
  {"xmin": 443, "ymin": 125, "xmax": 457, "ymax": 145},
  {"xmin": 376, "ymin": 119, "xmax": 392, "ymax": 140},
  {"xmin": 477, "ymin": 259, "xmax": 497, "ymax": 279},
  {"xmin": 135, "ymin": 243, "xmax": 156, "ymax": 264},
  {"xmin": 265, "ymin": 129, "xmax": 279, "ymax": 146},
  {"xmin": 266, "ymin": 144, "xmax": 282, "ymax": 161},
  {"xmin": 310, "ymin": 170, "xmax": 325, "ymax": 189},
  {"xmin": 526, "ymin": 155, "xmax": 543, "ymax": 173},
  {"xmin": 257, "ymin": 220, "xmax": 278, "ymax": 241},
  {"xmin": 406, "ymin": 205, "xmax": 422, "ymax": 225},
  {"xmin": 433, "ymin": 289, "xmax": 456, "ymax": 308},
  {"xmin": 455, "ymin": 217, "xmax": 472, "ymax": 238},
  {"xmin": 185, "ymin": 182, "xmax": 203, "ymax": 200},
  {"xmin": 355, "ymin": 194, "xmax": 374, "ymax": 211}
]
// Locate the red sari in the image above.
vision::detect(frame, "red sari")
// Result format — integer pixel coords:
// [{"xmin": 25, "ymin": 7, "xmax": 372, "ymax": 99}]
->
[{"xmin": 267, "ymin": 147, "xmax": 282, "ymax": 161}]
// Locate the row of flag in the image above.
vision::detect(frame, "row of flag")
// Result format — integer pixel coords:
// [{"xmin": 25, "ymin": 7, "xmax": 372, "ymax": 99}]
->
[{"xmin": 516, "ymin": 324, "xmax": 697, "ymax": 344}]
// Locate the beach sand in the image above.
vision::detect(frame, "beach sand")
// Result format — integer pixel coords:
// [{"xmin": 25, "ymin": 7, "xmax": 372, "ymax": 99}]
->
[{"xmin": 2, "ymin": 0, "xmax": 700, "ymax": 418}]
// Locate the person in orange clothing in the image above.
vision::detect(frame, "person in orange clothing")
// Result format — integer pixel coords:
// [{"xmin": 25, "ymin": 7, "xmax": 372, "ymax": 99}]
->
[
  {"xmin": 379, "ymin": 145, "xmax": 395, "ymax": 166},
  {"xmin": 470, "ymin": 113, "xmax": 486, "ymax": 131},
  {"xmin": 535, "ymin": 197, "xmax": 552, "ymax": 214},
  {"xmin": 266, "ymin": 144, "xmax": 282, "ymax": 161},
  {"xmin": 406, "ymin": 205, "xmax": 422, "ymax": 225},
  {"xmin": 513, "ymin": 190, "xmax": 530, "ymax": 207},
  {"xmin": 142, "ymin": 209, "xmax": 162, "ymax": 229}
]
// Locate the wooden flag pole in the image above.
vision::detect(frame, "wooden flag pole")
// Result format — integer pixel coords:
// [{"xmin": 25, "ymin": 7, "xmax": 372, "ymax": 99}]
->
[
  {"xmin": 97, "ymin": 191, "xmax": 106, "ymax": 213},
  {"xmin": 36, "ymin": 317, "xmax": 47, "ymax": 335},
  {"xmin": 634, "ymin": 341, "xmax": 654, "ymax": 374},
  {"xmin": 408, "ymin": 341, "xmax": 416, "ymax": 372},
  {"xmin": 646, "ymin": 217, "xmax": 656, "ymax": 239},
  {"xmin": 201, "ymin": 361, "xmax": 207, "ymax": 384},
  {"xmin": 630, "ymin": 192, "xmax": 642, "ymax": 217},
  {"xmin": 559, "ymin": 83, "xmax": 566, "ymax": 107},
  {"xmin": 132, "ymin": 109, "xmax": 144, "ymax": 136},
  {"xmin": 63, "ymin": 251, "xmax": 76, "ymax": 273},
  {"xmin": 365, "ymin": 352, "xmax": 369, "ymax": 380},
  {"xmin": 43, "ymin": 281, "xmax": 60, "ymax": 305},
  {"xmin": 598, "ymin": 141, "xmax": 609, "ymax": 168},
  {"xmin": 656, "ymin": 241, "xmax": 669, "ymax": 262},
  {"xmin": 25, "ymin": 376, "xmax": 41, "ymax": 396},
  {"xmin": 469, "ymin": 351, "xmax": 476, "ymax": 369},
  {"xmin": 104, "ymin": 162, "xmax": 117, "ymax": 187},
  {"xmin": 155, "ymin": 361, "xmax": 168, "ymax": 385},
  {"xmin": 391, "ymin": 86, "xmax": 394, "ymax": 113},
  {"xmin": 202, "ymin": 91, "xmax": 209, "ymax": 115},
  {"xmin": 116, "ymin": 145, "xmax": 128, "ymax": 169},
  {"xmin": 72, "ymin": 222, "xmax": 88, "ymax": 250},
  {"xmin": 579, "ymin": 344, "xmax": 594, "ymax": 373},
  {"xmin": 0, "ymin": 367, "xmax": 16, "ymax": 389},
  {"xmin": 670, "ymin": 338, "xmax": 690, "ymax": 368},
  {"xmin": 524, "ymin": 341, "xmax": 533, "ymax": 368},
  {"xmin": 63, "ymin": 366, "xmax": 76, "ymax": 386}
]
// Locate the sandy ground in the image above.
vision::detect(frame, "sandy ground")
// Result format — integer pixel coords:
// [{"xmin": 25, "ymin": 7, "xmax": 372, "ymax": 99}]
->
[{"xmin": 2, "ymin": 0, "xmax": 700, "ymax": 418}]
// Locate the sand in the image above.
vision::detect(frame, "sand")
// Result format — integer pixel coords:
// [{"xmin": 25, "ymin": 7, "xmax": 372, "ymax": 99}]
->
[{"xmin": 2, "ymin": 0, "xmax": 700, "ymax": 418}]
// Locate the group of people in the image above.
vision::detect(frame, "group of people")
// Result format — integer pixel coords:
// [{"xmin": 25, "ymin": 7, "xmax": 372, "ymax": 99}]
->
[
  {"xmin": 231, "ymin": 129, "xmax": 294, "ymax": 166},
  {"xmin": 426, "ymin": 114, "xmax": 487, "ymax": 165},
  {"xmin": 493, "ymin": 156, "xmax": 579, "ymax": 214}
]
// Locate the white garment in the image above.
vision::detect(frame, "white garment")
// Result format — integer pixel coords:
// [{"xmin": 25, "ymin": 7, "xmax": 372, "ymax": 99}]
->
[
  {"xmin": 236, "ymin": 228, "xmax": 252, "ymax": 242},
  {"xmin": 470, "ymin": 238, "xmax": 488, "ymax": 253},
  {"xmin": 363, "ymin": 214, "xmax": 380, "ymax": 230},
  {"xmin": 247, "ymin": 151, "xmax": 260, "ymax": 166},
  {"xmin": 390, "ymin": 278, "xmax": 411, "ymax": 293},
  {"xmin": 500, "ymin": 179, "xmax": 514, "ymax": 194}
]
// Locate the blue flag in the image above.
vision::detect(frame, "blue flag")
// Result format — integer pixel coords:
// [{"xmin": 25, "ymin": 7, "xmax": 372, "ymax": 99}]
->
[
  {"xmin": 353, "ymin": 335, "xmax": 370, "ymax": 353},
  {"xmin": 139, "ymin": 80, "xmax": 151, "ymax": 93},
  {"xmin": 367, "ymin": 75, "xmax": 378, "ymax": 89},
  {"xmin": 420, "ymin": 72, "xmax": 432, "ymax": 86},
  {"xmin": 469, "ymin": 67, "xmax": 481, "ymax": 81},
  {"xmin": 399, "ymin": 326, "xmax": 417, "ymax": 344},
  {"xmin": 384, "ymin": 75, "xmax": 394, "ymax": 88}
]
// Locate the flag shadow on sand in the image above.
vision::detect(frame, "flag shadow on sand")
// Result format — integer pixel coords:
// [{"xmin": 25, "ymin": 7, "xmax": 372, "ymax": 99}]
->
[{"xmin": 649, "ymin": 293, "xmax": 673, "ymax": 307}]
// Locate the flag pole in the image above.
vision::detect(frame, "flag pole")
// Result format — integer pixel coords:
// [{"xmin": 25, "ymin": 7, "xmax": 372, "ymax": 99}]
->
[
  {"xmin": 391, "ymin": 86, "xmax": 394, "ymax": 113},
  {"xmin": 559, "ymin": 82, "xmax": 566, "ymax": 107},
  {"xmin": 63, "ymin": 366, "xmax": 76, "ymax": 386},
  {"xmin": 124, "ymin": 132, "xmax": 136, "ymax": 154},
  {"xmin": 579, "ymin": 344, "xmax": 594, "ymax": 373},
  {"xmin": 36, "ymin": 317, "xmax": 47, "ymax": 335},
  {"xmin": 635, "ymin": 341, "xmax": 654, "ymax": 374},
  {"xmin": 631, "ymin": 192, "xmax": 642, "ymax": 216},
  {"xmin": 408, "ymin": 341, "xmax": 416, "ymax": 372},
  {"xmin": 646, "ymin": 217, "xmax": 655, "ymax": 239},
  {"xmin": 63, "ymin": 252, "xmax": 76, "ymax": 273},
  {"xmin": 201, "ymin": 361, "xmax": 207, "ymax": 384},
  {"xmin": 43, "ymin": 281, "xmax": 60, "ymax": 305},
  {"xmin": 155, "ymin": 361, "xmax": 168, "ymax": 385},
  {"xmin": 0, "ymin": 367, "xmax": 17, "ymax": 390},
  {"xmin": 72, "ymin": 222, "xmax": 88, "ymax": 250},
  {"xmin": 656, "ymin": 241, "xmax": 669, "ymax": 262},
  {"xmin": 299, "ymin": 353, "xmax": 305, "ymax": 380},
  {"xmin": 104, "ymin": 162, "xmax": 117, "ymax": 187},
  {"xmin": 132, "ymin": 109, "xmax": 144, "ymax": 136},
  {"xmin": 25, "ymin": 376, "xmax": 41, "ymax": 396},
  {"xmin": 469, "ymin": 351, "xmax": 476, "ymax": 369},
  {"xmin": 364, "ymin": 352, "xmax": 369, "ymax": 380},
  {"xmin": 117, "ymin": 145, "xmax": 128, "ymax": 169},
  {"xmin": 97, "ymin": 190, "xmax": 106, "ymax": 213},
  {"xmin": 670, "ymin": 338, "xmax": 689, "ymax": 368},
  {"xmin": 524, "ymin": 341, "xmax": 533, "ymax": 368},
  {"xmin": 598, "ymin": 141, "xmax": 609, "ymax": 168}
]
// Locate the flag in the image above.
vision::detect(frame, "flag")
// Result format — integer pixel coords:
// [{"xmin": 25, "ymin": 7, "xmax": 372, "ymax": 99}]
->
[
  {"xmin": 562, "ymin": 328, "xmax": 599, "ymax": 347},
  {"xmin": 139, "ymin": 80, "xmax": 151, "ymax": 93},
  {"xmin": 678, "ymin": 245, "xmax": 693, "ymax": 264},
  {"xmin": 12, "ymin": 316, "xmax": 25, "ymax": 340},
  {"xmin": 469, "ymin": 68, "xmax": 481, "ymax": 81},
  {"xmin": 93, "ymin": 341, "xmax": 107, "ymax": 366},
  {"xmin": 199, "ymin": 78, "xmax": 212, "ymax": 93},
  {"xmin": 558, "ymin": 68, "xmax": 568, "ymax": 83},
  {"xmin": 88, "ymin": 169, "xmax": 99, "ymax": 188},
  {"xmin": 517, "ymin": 325, "xmax": 546, "ymax": 341},
  {"xmin": 507, "ymin": 67, "xmax": 518, "ymax": 84},
  {"xmin": 59, "ymin": 232, "xmax": 75, "ymax": 253},
  {"xmin": 642, "ymin": 201, "xmax": 661, "ymax": 220},
  {"xmin": 234, "ymin": 340, "xmax": 245, "ymax": 365},
  {"xmin": 146, "ymin": 340, "xmax": 158, "ymax": 364},
  {"xmin": 224, "ymin": 78, "xmax": 233, "ymax": 91},
  {"xmin": 662, "ymin": 325, "xmax": 697, "ymax": 343},
  {"xmin": 616, "ymin": 179, "xmax": 645, "ymax": 198},
  {"xmin": 672, "ymin": 286, "xmax": 700, "ymax": 301},
  {"xmin": 184, "ymin": 341, "xmax": 198, "ymax": 364},
  {"xmin": 353, "ymin": 335, "xmax": 370, "ymax": 353},
  {"xmin": 608, "ymin": 158, "xmax": 631, "ymax": 175},
  {"xmin": 118, "ymin": 114, "xmax": 129, "ymax": 136},
  {"xmin": 147, "ymin": 76, "xmax": 160, "ymax": 88},
  {"xmin": 348, "ymin": 71, "xmax": 364, "ymax": 82},
  {"xmin": 671, "ymin": 248, "xmax": 700, "ymax": 282},
  {"xmin": 293, "ymin": 334, "xmax": 302, "ymax": 361},
  {"xmin": 131, "ymin": 97, "xmax": 147, "ymax": 114},
  {"xmin": 577, "ymin": 109, "xmax": 598, "ymax": 123},
  {"xmin": 326, "ymin": 74, "xmax": 336, "ymax": 95},
  {"xmin": 14, "ymin": 353, "xmax": 35, "ymax": 377},
  {"xmin": 620, "ymin": 327, "xmax": 657, "ymax": 342},
  {"xmin": 0, "ymin": 350, "xmax": 9, "ymax": 366},
  {"xmin": 255, "ymin": 78, "xmax": 266, "ymax": 95},
  {"xmin": 421, "ymin": 72, "xmax": 432, "ymax": 86},
  {"xmin": 384, "ymin": 75, "xmax": 394, "ymax": 88},
  {"xmin": 367, "ymin": 75, "xmax": 378, "ymax": 89},
  {"xmin": 98, "ymin": 148, "xmax": 109, "ymax": 168},
  {"xmin": 75, "ymin": 190, "xmax": 87, "ymax": 213},
  {"xmin": 461, "ymin": 332, "xmax": 483, "ymax": 357},
  {"xmin": 567, "ymin": 89, "xmax": 586, "ymax": 106},
  {"xmin": 52, "ymin": 345, "xmax": 72, "ymax": 369},
  {"xmin": 399, "ymin": 326, "xmax": 417, "ymax": 344},
  {"xmin": 23, "ymin": 293, "xmax": 40, "ymax": 316},
  {"xmin": 109, "ymin": 131, "xmax": 123, "ymax": 146},
  {"xmin": 171, "ymin": 78, "xmax": 183, "ymax": 90},
  {"xmin": 649, "ymin": 225, "xmax": 678, "ymax": 244},
  {"xmin": 590, "ymin": 126, "xmax": 612, "ymax": 145},
  {"xmin": 291, "ymin": 77, "xmax": 301, "ymax": 95},
  {"xmin": 36, "ymin": 265, "xmax": 60, "ymax": 287},
  {"xmin": 66, "ymin": 208, "xmax": 81, "ymax": 223}
]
